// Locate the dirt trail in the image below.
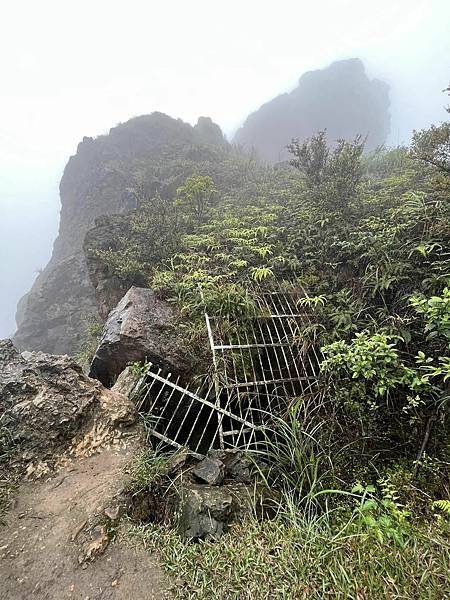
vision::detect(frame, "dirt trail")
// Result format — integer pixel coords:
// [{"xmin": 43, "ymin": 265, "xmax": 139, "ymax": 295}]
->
[{"xmin": 0, "ymin": 446, "xmax": 172, "ymax": 600}]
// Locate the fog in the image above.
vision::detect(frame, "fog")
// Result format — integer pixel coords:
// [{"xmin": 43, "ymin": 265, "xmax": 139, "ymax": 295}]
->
[{"xmin": 1, "ymin": 0, "xmax": 449, "ymax": 338}]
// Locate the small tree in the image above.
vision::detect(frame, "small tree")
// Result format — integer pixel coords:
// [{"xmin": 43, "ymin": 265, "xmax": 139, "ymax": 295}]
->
[
  {"xmin": 176, "ymin": 174, "xmax": 217, "ymax": 222},
  {"xmin": 287, "ymin": 130, "xmax": 329, "ymax": 187},
  {"xmin": 287, "ymin": 131, "xmax": 365, "ymax": 215},
  {"xmin": 410, "ymin": 86, "xmax": 450, "ymax": 175}
]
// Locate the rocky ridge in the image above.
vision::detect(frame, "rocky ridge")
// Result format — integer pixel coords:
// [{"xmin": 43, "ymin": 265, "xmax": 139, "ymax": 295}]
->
[
  {"xmin": 13, "ymin": 114, "xmax": 226, "ymax": 356},
  {"xmin": 234, "ymin": 58, "xmax": 390, "ymax": 162}
]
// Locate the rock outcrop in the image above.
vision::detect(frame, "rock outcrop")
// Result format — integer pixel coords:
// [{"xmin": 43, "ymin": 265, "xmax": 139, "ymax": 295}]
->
[
  {"xmin": 89, "ymin": 287, "xmax": 194, "ymax": 386},
  {"xmin": 14, "ymin": 253, "xmax": 98, "ymax": 355},
  {"xmin": 0, "ymin": 339, "xmax": 136, "ymax": 477},
  {"xmin": 234, "ymin": 58, "xmax": 390, "ymax": 162},
  {"xmin": 83, "ymin": 215, "xmax": 130, "ymax": 321},
  {"xmin": 14, "ymin": 113, "xmax": 227, "ymax": 356}
]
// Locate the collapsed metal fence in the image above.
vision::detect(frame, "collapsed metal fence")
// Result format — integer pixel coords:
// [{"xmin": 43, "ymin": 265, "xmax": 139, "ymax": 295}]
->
[{"xmin": 135, "ymin": 290, "xmax": 321, "ymax": 457}]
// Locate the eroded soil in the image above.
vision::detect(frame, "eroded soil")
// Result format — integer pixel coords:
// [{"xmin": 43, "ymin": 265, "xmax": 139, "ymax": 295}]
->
[{"xmin": 0, "ymin": 446, "xmax": 172, "ymax": 600}]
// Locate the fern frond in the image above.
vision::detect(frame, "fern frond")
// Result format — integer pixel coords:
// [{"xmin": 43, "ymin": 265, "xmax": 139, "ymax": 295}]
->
[{"xmin": 433, "ymin": 499, "xmax": 450, "ymax": 515}]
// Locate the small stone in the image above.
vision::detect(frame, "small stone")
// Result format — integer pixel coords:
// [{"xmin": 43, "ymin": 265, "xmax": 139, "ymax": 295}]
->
[
  {"xmin": 81, "ymin": 525, "xmax": 109, "ymax": 563},
  {"xmin": 192, "ymin": 457, "xmax": 225, "ymax": 485},
  {"xmin": 227, "ymin": 457, "xmax": 251, "ymax": 483},
  {"xmin": 103, "ymin": 505, "xmax": 121, "ymax": 522}
]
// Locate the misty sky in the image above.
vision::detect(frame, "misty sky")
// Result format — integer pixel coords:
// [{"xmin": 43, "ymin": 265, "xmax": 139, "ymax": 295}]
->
[{"xmin": 1, "ymin": 0, "xmax": 449, "ymax": 338}]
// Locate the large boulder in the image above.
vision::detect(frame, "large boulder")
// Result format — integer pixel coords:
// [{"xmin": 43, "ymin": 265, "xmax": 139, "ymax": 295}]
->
[
  {"xmin": 0, "ymin": 339, "xmax": 137, "ymax": 478},
  {"xmin": 89, "ymin": 286, "xmax": 194, "ymax": 386}
]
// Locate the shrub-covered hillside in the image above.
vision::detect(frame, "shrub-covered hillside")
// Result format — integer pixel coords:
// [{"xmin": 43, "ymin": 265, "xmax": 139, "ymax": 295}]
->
[
  {"xmin": 83, "ymin": 98, "xmax": 450, "ymax": 598},
  {"xmin": 86, "ymin": 106, "xmax": 450, "ymax": 498}
]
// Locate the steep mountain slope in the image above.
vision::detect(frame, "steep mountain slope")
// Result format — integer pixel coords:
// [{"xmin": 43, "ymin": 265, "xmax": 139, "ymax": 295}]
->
[
  {"xmin": 233, "ymin": 58, "xmax": 390, "ymax": 162},
  {"xmin": 14, "ymin": 114, "xmax": 226, "ymax": 355}
]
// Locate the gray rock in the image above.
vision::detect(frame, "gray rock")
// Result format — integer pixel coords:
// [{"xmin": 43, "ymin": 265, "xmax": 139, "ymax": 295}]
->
[
  {"xmin": 178, "ymin": 482, "xmax": 254, "ymax": 540},
  {"xmin": 89, "ymin": 287, "xmax": 194, "ymax": 386},
  {"xmin": 178, "ymin": 485, "xmax": 232, "ymax": 540},
  {"xmin": 208, "ymin": 450, "xmax": 252, "ymax": 483},
  {"xmin": 111, "ymin": 366, "xmax": 139, "ymax": 397},
  {"xmin": 227, "ymin": 456, "xmax": 252, "ymax": 483},
  {"xmin": 13, "ymin": 253, "xmax": 99, "ymax": 356},
  {"xmin": 192, "ymin": 457, "xmax": 225, "ymax": 485},
  {"xmin": 0, "ymin": 339, "xmax": 136, "ymax": 475}
]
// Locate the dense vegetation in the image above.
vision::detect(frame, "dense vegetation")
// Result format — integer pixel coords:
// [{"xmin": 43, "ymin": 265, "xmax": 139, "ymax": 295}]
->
[{"xmin": 88, "ymin": 96, "xmax": 450, "ymax": 597}]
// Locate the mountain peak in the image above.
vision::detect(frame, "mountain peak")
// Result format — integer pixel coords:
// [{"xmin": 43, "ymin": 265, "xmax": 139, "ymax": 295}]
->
[{"xmin": 234, "ymin": 58, "xmax": 390, "ymax": 162}]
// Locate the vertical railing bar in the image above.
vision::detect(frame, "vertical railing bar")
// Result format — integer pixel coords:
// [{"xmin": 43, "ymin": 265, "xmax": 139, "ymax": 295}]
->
[
  {"xmin": 135, "ymin": 361, "xmax": 158, "ymax": 410},
  {"xmin": 267, "ymin": 313, "xmax": 299, "ymax": 401},
  {"xmin": 287, "ymin": 291, "xmax": 322, "ymax": 377},
  {"xmin": 255, "ymin": 315, "xmax": 288, "ymax": 406},
  {"xmin": 184, "ymin": 380, "xmax": 212, "ymax": 447},
  {"xmin": 192, "ymin": 381, "xmax": 219, "ymax": 454},
  {"xmin": 235, "ymin": 330, "xmax": 262, "ymax": 446},
  {"xmin": 159, "ymin": 375, "xmax": 182, "ymax": 438},
  {"xmin": 257, "ymin": 312, "xmax": 290, "ymax": 400},
  {"xmin": 234, "ymin": 327, "xmax": 258, "ymax": 447},
  {"xmin": 242, "ymin": 325, "xmax": 266, "ymax": 415},
  {"xmin": 137, "ymin": 367, "xmax": 163, "ymax": 412},
  {"xmin": 200, "ymin": 285, "xmax": 224, "ymax": 450},
  {"xmin": 280, "ymin": 292, "xmax": 317, "ymax": 378},
  {"xmin": 176, "ymin": 380, "xmax": 205, "ymax": 447},
  {"xmin": 136, "ymin": 376, "xmax": 159, "ymax": 412},
  {"xmin": 227, "ymin": 347, "xmax": 245, "ymax": 448},
  {"xmin": 282, "ymin": 292, "xmax": 317, "ymax": 392},
  {"xmin": 228, "ymin": 323, "xmax": 256, "ymax": 448},
  {"xmin": 271, "ymin": 301, "xmax": 304, "ymax": 381},
  {"xmin": 296, "ymin": 290, "xmax": 323, "ymax": 375},
  {"xmin": 149, "ymin": 371, "xmax": 172, "ymax": 428},
  {"xmin": 235, "ymin": 327, "xmax": 250, "ymax": 385}
]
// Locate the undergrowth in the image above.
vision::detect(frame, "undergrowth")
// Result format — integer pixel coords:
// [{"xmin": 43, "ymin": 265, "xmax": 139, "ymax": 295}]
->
[
  {"xmin": 128, "ymin": 512, "xmax": 450, "ymax": 599},
  {"xmin": 125, "ymin": 447, "xmax": 172, "ymax": 494},
  {"xmin": 109, "ymin": 97, "xmax": 450, "ymax": 597}
]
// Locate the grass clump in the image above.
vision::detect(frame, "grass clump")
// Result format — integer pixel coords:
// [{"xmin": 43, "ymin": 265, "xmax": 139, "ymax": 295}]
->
[
  {"xmin": 75, "ymin": 318, "xmax": 103, "ymax": 370},
  {"xmin": 129, "ymin": 513, "xmax": 450, "ymax": 599},
  {"xmin": 125, "ymin": 448, "xmax": 171, "ymax": 494}
]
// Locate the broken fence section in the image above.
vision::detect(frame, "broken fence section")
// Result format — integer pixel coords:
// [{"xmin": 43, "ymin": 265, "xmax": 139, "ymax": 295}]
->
[{"xmin": 135, "ymin": 291, "xmax": 321, "ymax": 457}]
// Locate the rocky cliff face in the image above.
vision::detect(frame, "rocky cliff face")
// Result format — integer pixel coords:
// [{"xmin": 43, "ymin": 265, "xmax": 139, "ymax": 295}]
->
[
  {"xmin": 234, "ymin": 58, "xmax": 390, "ymax": 162},
  {"xmin": 14, "ymin": 114, "xmax": 227, "ymax": 355}
]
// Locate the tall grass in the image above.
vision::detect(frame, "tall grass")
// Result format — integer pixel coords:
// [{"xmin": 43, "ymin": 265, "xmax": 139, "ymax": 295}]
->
[
  {"xmin": 128, "ymin": 511, "xmax": 450, "ymax": 599},
  {"xmin": 250, "ymin": 395, "xmax": 346, "ymax": 517}
]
